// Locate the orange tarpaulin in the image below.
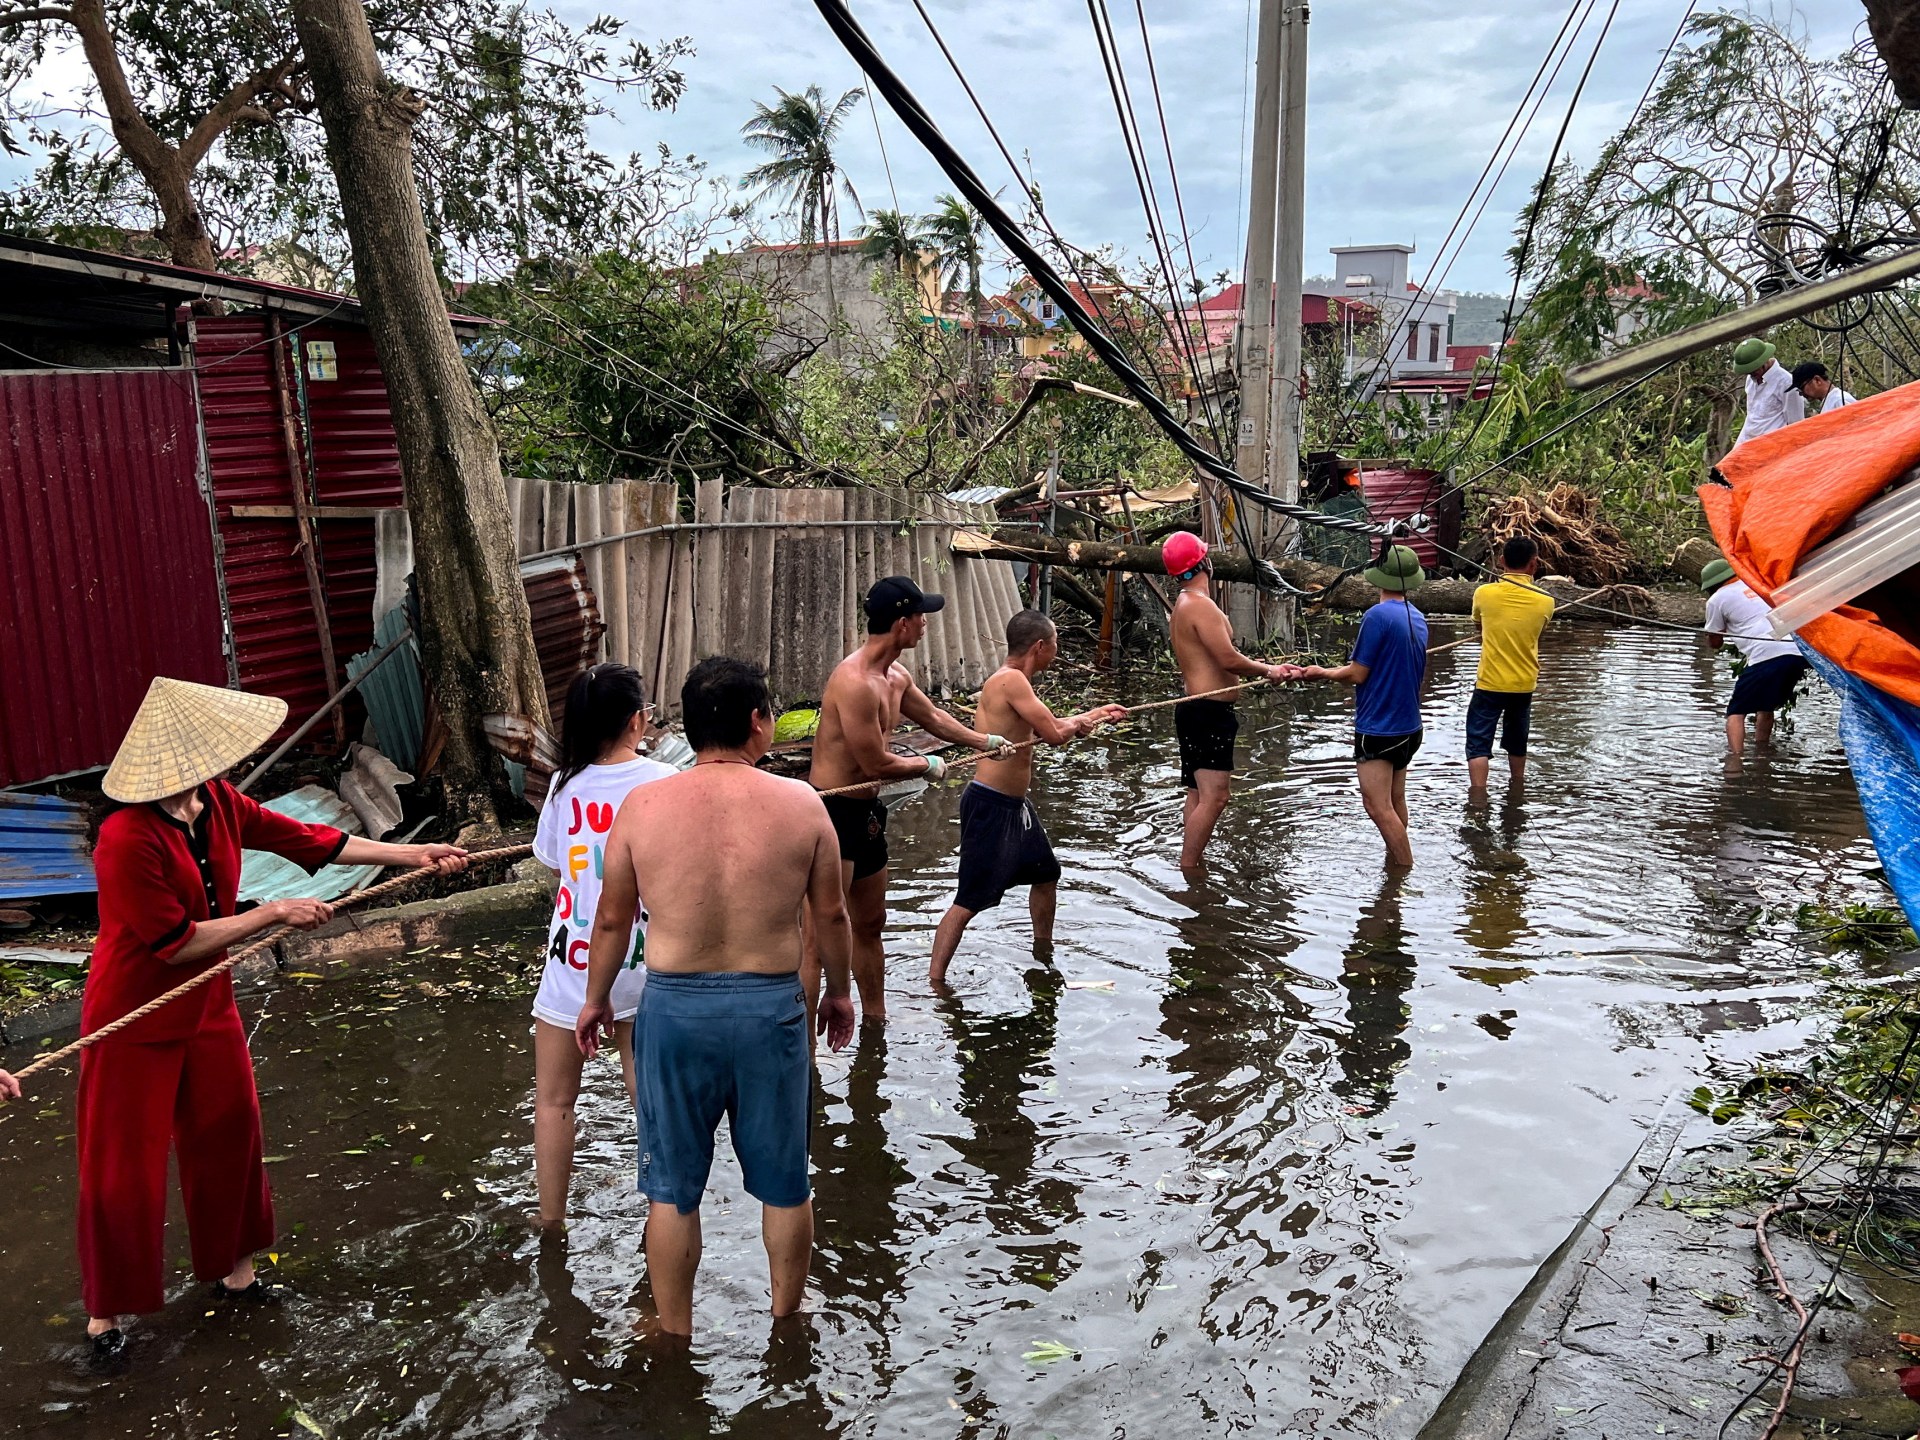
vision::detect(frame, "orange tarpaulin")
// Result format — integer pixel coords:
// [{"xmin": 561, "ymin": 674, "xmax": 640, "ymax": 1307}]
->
[{"xmin": 1701, "ymin": 381, "xmax": 1920, "ymax": 709}]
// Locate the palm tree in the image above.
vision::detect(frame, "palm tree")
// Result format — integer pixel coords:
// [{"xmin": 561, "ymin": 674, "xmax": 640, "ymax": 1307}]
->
[
  {"xmin": 857, "ymin": 207, "xmax": 922, "ymax": 278},
  {"xmin": 922, "ymin": 192, "xmax": 987, "ymax": 317},
  {"xmin": 741, "ymin": 85, "xmax": 865, "ymax": 356}
]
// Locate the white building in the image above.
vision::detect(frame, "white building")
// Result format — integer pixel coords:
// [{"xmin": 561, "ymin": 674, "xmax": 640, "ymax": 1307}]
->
[{"xmin": 1310, "ymin": 243, "xmax": 1459, "ymax": 394}]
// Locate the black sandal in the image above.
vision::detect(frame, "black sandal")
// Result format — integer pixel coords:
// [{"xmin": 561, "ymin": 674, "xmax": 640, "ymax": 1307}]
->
[
  {"xmin": 210, "ymin": 1278, "xmax": 283, "ymax": 1305},
  {"xmin": 86, "ymin": 1327, "xmax": 128, "ymax": 1373}
]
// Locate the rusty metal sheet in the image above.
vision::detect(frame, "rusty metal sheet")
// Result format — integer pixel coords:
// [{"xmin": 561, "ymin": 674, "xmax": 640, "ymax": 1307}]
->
[
  {"xmin": 522, "ymin": 554, "xmax": 606, "ymax": 721},
  {"xmin": 0, "ymin": 368, "xmax": 226, "ymax": 786},
  {"xmin": 0, "ymin": 791, "xmax": 95, "ymax": 900}
]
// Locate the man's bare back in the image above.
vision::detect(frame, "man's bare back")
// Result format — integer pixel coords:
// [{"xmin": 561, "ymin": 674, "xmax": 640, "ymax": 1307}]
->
[{"xmin": 608, "ymin": 765, "xmax": 842, "ymax": 975}]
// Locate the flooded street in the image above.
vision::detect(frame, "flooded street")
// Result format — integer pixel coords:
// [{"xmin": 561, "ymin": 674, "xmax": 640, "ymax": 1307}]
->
[{"xmin": 0, "ymin": 619, "xmax": 1885, "ymax": 1438}]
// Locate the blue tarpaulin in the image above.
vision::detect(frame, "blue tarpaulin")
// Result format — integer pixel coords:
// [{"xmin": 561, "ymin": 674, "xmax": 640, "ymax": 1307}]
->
[{"xmin": 1804, "ymin": 645, "xmax": 1920, "ymax": 931}]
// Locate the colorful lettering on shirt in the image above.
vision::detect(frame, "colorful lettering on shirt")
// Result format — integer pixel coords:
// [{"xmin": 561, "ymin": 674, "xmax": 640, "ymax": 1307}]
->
[
  {"xmin": 585, "ymin": 801, "xmax": 614, "ymax": 833},
  {"xmin": 567, "ymin": 937, "xmax": 590, "ymax": 970},
  {"xmin": 554, "ymin": 886, "xmax": 573, "ymax": 921},
  {"xmin": 567, "ymin": 844, "xmax": 590, "ymax": 882}
]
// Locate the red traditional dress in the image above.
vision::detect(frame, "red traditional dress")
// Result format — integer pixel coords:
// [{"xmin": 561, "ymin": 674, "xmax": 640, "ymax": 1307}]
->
[{"xmin": 78, "ymin": 779, "xmax": 345, "ymax": 1316}]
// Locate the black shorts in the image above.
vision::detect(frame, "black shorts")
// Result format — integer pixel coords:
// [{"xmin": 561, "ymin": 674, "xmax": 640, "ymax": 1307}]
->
[
  {"xmin": 953, "ymin": 782, "xmax": 1061, "ymax": 913},
  {"xmin": 1728, "ymin": 654, "xmax": 1808, "ymax": 715},
  {"xmin": 1354, "ymin": 730, "xmax": 1422, "ymax": 771},
  {"xmin": 1465, "ymin": 688, "xmax": 1533, "ymax": 759},
  {"xmin": 1175, "ymin": 698, "xmax": 1239, "ymax": 788},
  {"xmin": 820, "ymin": 794, "xmax": 889, "ymax": 880}
]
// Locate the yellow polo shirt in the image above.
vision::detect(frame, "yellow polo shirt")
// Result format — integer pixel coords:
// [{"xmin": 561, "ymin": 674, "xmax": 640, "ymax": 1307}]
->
[{"xmin": 1472, "ymin": 575, "xmax": 1555, "ymax": 693}]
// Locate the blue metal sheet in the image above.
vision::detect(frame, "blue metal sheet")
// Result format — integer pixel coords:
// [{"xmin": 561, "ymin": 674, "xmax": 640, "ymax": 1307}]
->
[
  {"xmin": 349, "ymin": 605, "xmax": 424, "ymax": 772},
  {"xmin": 238, "ymin": 784, "xmax": 381, "ymax": 904},
  {"xmin": 0, "ymin": 791, "xmax": 96, "ymax": 899}
]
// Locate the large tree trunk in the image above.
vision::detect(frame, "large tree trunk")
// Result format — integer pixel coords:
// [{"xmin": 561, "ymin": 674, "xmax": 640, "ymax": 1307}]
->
[
  {"xmin": 70, "ymin": 0, "xmax": 217, "ymax": 269},
  {"xmin": 290, "ymin": 0, "xmax": 549, "ymax": 834},
  {"xmin": 957, "ymin": 531, "xmax": 1708, "ymax": 626}
]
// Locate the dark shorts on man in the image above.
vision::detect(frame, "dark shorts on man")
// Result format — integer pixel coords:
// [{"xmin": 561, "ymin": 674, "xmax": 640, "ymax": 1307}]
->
[
  {"xmin": 1175, "ymin": 698, "xmax": 1239, "ymax": 788},
  {"xmin": 953, "ymin": 781, "xmax": 1062, "ymax": 913},
  {"xmin": 1464, "ymin": 688, "xmax": 1534, "ymax": 759},
  {"xmin": 1728, "ymin": 654, "xmax": 1809, "ymax": 716},
  {"xmin": 634, "ymin": 970, "xmax": 812, "ymax": 1214},
  {"xmin": 1354, "ymin": 730, "xmax": 1422, "ymax": 771},
  {"xmin": 820, "ymin": 793, "xmax": 889, "ymax": 879}
]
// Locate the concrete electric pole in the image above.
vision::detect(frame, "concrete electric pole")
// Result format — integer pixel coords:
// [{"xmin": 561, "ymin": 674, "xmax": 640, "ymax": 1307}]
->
[
  {"xmin": 1230, "ymin": 0, "xmax": 1284, "ymax": 636},
  {"xmin": 1266, "ymin": 2, "xmax": 1309, "ymax": 645}
]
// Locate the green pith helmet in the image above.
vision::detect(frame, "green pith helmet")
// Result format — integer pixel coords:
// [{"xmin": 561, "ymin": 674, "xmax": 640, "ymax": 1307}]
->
[
  {"xmin": 1364, "ymin": 544, "xmax": 1426, "ymax": 593},
  {"xmin": 1699, "ymin": 557, "xmax": 1736, "ymax": 593},
  {"xmin": 1731, "ymin": 338, "xmax": 1776, "ymax": 375}
]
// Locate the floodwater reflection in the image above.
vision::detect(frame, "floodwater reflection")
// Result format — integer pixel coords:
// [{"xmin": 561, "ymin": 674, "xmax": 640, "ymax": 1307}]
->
[{"xmin": 0, "ymin": 622, "xmax": 1887, "ymax": 1437}]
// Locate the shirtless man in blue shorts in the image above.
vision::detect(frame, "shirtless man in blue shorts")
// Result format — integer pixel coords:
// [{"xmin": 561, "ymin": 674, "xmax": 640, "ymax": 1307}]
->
[{"xmin": 577, "ymin": 657, "xmax": 856, "ymax": 1336}]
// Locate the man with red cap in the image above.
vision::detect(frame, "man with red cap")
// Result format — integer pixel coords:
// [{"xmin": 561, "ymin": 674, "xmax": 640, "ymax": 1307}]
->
[{"xmin": 1164, "ymin": 533, "xmax": 1290, "ymax": 869}]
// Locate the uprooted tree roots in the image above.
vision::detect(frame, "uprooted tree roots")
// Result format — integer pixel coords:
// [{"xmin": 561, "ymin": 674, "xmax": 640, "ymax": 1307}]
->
[{"xmin": 1482, "ymin": 484, "xmax": 1638, "ymax": 587}]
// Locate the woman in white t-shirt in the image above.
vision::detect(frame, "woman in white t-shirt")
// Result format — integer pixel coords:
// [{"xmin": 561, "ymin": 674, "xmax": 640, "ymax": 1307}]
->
[{"xmin": 531, "ymin": 662, "xmax": 675, "ymax": 1226}]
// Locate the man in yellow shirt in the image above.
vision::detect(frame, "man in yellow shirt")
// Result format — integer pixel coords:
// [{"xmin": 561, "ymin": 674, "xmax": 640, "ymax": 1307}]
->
[{"xmin": 1467, "ymin": 537, "xmax": 1555, "ymax": 793}]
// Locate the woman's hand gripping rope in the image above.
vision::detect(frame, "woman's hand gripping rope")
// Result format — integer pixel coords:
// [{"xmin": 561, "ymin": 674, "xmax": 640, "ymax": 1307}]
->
[{"xmin": 0, "ymin": 844, "xmax": 509, "ymax": 1104}]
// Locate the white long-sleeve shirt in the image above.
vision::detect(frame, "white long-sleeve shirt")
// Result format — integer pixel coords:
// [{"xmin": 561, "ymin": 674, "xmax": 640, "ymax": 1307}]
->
[
  {"xmin": 1735, "ymin": 360, "xmax": 1804, "ymax": 446},
  {"xmin": 1819, "ymin": 386, "xmax": 1856, "ymax": 413}
]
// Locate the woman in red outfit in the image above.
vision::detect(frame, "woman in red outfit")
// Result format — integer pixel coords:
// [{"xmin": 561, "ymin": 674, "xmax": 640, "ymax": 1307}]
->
[{"xmin": 80, "ymin": 678, "xmax": 468, "ymax": 1369}]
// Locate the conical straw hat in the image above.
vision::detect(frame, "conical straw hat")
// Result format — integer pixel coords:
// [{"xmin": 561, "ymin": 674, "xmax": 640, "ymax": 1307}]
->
[{"xmin": 102, "ymin": 678, "xmax": 288, "ymax": 803}]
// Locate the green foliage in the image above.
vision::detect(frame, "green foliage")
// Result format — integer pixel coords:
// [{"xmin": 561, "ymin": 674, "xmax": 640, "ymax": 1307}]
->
[
  {"xmin": 0, "ymin": 0, "xmax": 691, "ymax": 274},
  {"xmin": 921, "ymin": 192, "xmax": 986, "ymax": 309},
  {"xmin": 1796, "ymin": 902, "xmax": 1919, "ymax": 956},
  {"xmin": 466, "ymin": 251, "xmax": 787, "ymax": 483}
]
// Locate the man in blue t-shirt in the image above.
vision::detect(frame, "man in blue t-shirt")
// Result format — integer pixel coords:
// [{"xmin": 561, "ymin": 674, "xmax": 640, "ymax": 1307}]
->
[{"xmin": 1287, "ymin": 545, "xmax": 1429, "ymax": 867}]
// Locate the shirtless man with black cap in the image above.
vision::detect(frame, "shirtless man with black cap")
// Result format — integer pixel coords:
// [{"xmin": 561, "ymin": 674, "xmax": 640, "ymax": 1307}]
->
[{"xmin": 807, "ymin": 576, "xmax": 1007, "ymax": 1024}]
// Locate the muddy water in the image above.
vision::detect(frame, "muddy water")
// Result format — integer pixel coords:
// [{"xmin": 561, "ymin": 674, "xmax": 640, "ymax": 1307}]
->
[{"xmin": 0, "ymin": 621, "xmax": 1886, "ymax": 1438}]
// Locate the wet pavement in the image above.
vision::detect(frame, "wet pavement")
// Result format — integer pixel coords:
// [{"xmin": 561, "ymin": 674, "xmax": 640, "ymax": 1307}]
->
[{"xmin": 0, "ymin": 619, "xmax": 1888, "ymax": 1438}]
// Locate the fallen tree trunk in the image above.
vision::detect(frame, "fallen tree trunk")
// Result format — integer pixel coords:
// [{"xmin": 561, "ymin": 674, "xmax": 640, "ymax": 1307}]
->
[{"xmin": 955, "ymin": 530, "xmax": 1707, "ymax": 626}]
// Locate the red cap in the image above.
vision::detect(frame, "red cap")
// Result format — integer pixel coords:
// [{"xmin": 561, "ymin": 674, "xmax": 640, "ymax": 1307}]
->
[{"xmin": 1162, "ymin": 531, "xmax": 1210, "ymax": 577}]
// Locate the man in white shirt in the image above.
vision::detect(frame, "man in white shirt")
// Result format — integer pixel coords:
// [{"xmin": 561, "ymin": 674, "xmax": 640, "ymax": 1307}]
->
[
  {"xmin": 1731, "ymin": 338, "xmax": 1803, "ymax": 446},
  {"xmin": 1789, "ymin": 361, "xmax": 1856, "ymax": 415},
  {"xmin": 1701, "ymin": 557, "xmax": 1809, "ymax": 756}
]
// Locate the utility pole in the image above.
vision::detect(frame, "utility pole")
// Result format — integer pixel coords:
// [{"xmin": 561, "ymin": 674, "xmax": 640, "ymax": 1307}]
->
[
  {"xmin": 1265, "ymin": 2, "xmax": 1309, "ymax": 646},
  {"xmin": 1230, "ymin": 0, "xmax": 1285, "ymax": 636}
]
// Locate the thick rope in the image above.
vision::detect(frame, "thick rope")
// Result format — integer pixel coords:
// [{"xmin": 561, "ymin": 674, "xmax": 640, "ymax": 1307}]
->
[
  {"xmin": 813, "ymin": 678, "xmax": 1278, "ymax": 798},
  {"xmin": 8, "ymin": 844, "xmax": 533, "ymax": 1089}
]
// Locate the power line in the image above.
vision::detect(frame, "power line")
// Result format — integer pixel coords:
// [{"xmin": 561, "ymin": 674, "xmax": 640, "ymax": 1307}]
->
[
  {"xmin": 1330, "ymin": 0, "xmax": 1594, "ymax": 443},
  {"xmin": 1084, "ymin": 0, "xmax": 1227, "ymax": 451},
  {"xmin": 810, "ymin": 0, "xmax": 1396, "ymax": 548}
]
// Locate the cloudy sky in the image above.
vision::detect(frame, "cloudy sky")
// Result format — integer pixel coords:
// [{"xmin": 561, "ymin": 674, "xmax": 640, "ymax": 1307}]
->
[{"xmin": 599, "ymin": 0, "xmax": 1867, "ymax": 294}]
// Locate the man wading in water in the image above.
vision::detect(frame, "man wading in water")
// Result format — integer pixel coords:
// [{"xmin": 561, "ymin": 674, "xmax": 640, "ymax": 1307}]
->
[
  {"xmin": 577, "ymin": 657, "xmax": 856, "ymax": 1337},
  {"xmin": 927, "ymin": 610, "xmax": 1126, "ymax": 985},
  {"xmin": 1165, "ymin": 532, "xmax": 1292, "ymax": 870},
  {"xmin": 807, "ymin": 576, "xmax": 1006, "ymax": 1024}
]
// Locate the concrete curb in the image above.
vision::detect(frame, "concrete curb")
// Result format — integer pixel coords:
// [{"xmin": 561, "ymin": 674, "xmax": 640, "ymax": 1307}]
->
[
  {"xmin": 1416, "ymin": 1089, "xmax": 1696, "ymax": 1440},
  {"xmin": 0, "ymin": 871, "xmax": 548, "ymax": 1053}
]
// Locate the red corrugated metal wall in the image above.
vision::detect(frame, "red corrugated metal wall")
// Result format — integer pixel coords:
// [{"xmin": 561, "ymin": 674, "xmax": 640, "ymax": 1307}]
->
[
  {"xmin": 301, "ymin": 323, "xmax": 403, "ymax": 672},
  {"xmin": 192, "ymin": 317, "xmax": 404, "ymax": 731},
  {"xmin": 0, "ymin": 369, "xmax": 227, "ymax": 785}
]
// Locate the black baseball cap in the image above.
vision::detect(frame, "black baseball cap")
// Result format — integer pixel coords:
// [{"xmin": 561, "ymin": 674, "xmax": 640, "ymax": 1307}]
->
[
  {"xmin": 1789, "ymin": 360, "xmax": 1829, "ymax": 391},
  {"xmin": 864, "ymin": 575, "xmax": 945, "ymax": 621}
]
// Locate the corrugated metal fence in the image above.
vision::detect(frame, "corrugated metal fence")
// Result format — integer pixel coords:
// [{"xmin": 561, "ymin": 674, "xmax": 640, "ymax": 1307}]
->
[
  {"xmin": 500, "ymin": 479, "xmax": 1024, "ymax": 714},
  {"xmin": 0, "ymin": 368, "xmax": 227, "ymax": 786}
]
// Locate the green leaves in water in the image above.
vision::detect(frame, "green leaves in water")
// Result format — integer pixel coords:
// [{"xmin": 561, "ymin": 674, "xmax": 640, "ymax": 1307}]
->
[
  {"xmin": 1795, "ymin": 901, "xmax": 1918, "ymax": 956},
  {"xmin": 1023, "ymin": 1340, "xmax": 1078, "ymax": 1366}
]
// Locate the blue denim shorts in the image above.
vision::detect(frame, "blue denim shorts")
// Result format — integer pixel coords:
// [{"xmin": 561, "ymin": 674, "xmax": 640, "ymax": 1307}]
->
[{"xmin": 634, "ymin": 970, "xmax": 812, "ymax": 1213}]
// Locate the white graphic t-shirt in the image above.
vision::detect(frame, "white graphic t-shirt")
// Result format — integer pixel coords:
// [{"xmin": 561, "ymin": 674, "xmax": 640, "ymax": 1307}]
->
[{"xmin": 530, "ymin": 756, "xmax": 675, "ymax": 1026}]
